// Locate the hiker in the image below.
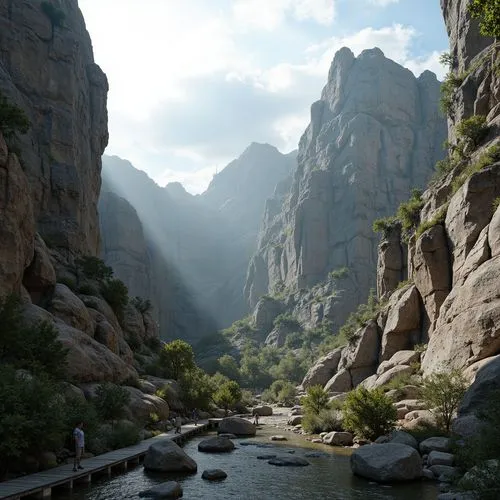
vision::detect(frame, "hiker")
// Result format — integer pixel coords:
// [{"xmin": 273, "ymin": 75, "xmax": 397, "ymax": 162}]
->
[
  {"xmin": 175, "ymin": 415, "xmax": 182, "ymax": 434},
  {"xmin": 192, "ymin": 408, "xmax": 198, "ymax": 426},
  {"xmin": 253, "ymin": 411, "xmax": 259, "ymax": 426},
  {"xmin": 73, "ymin": 421, "xmax": 85, "ymax": 472}
]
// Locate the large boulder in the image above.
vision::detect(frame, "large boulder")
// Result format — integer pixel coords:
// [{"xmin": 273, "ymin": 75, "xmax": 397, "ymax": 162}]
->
[
  {"xmin": 377, "ymin": 225, "xmax": 404, "ymax": 299},
  {"xmin": 198, "ymin": 437, "xmax": 235, "ymax": 453},
  {"xmin": 324, "ymin": 369, "xmax": 352, "ymax": 393},
  {"xmin": 88, "ymin": 308, "xmax": 119, "ymax": 354},
  {"xmin": 139, "ymin": 481, "xmax": 183, "ymax": 499},
  {"xmin": 49, "ymin": 284, "xmax": 94, "ymax": 336},
  {"xmin": 371, "ymin": 365, "xmax": 413, "ymax": 389},
  {"xmin": 252, "ymin": 405, "xmax": 273, "ymax": 416},
  {"xmin": 322, "ymin": 431, "xmax": 353, "ymax": 446},
  {"xmin": 377, "ymin": 350, "xmax": 420, "ymax": 375},
  {"xmin": 419, "ymin": 437, "xmax": 451, "ymax": 454},
  {"xmin": 268, "ymin": 456, "xmax": 310, "ymax": 467},
  {"xmin": 301, "ymin": 348, "xmax": 342, "ymax": 389},
  {"xmin": 375, "ymin": 430, "xmax": 418, "ymax": 450},
  {"xmin": 123, "ymin": 387, "xmax": 169, "ymax": 423},
  {"xmin": 380, "ymin": 285, "xmax": 421, "ymax": 361},
  {"xmin": 351, "ymin": 443, "xmax": 422, "ymax": 482},
  {"xmin": 340, "ymin": 321, "xmax": 380, "ymax": 375},
  {"xmin": 218, "ymin": 417, "xmax": 256, "ymax": 436},
  {"xmin": 202, "ymin": 469, "xmax": 228, "ymax": 481},
  {"xmin": 143, "ymin": 440, "xmax": 197, "ymax": 473}
]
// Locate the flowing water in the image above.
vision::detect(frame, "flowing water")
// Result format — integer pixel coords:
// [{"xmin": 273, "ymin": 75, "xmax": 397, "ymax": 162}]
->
[{"xmin": 54, "ymin": 428, "xmax": 438, "ymax": 500}]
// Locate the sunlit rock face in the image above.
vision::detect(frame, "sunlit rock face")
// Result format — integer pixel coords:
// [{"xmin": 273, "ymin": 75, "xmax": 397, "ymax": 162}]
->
[
  {"xmin": 99, "ymin": 145, "xmax": 295, "ymax": 341},
  {"xmin": 244, "ymin": 47, "xmax": 446, "ymax": 331},
  {"xmin": 0, "ymin": 0, "xmax": 108, "ymax": 256}
]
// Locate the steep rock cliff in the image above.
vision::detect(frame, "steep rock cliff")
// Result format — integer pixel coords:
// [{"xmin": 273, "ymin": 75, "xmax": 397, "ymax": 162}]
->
[
  {"xmin": 304, "ymin": 1, "xmax": 500, "ymax": 414},
  {"xmin": 100, "ymin": 145, "xmax": 294, "ymax": 341},
  {"xmin": 0, "ymin": 0, "xmax": 108, "ymax": 256},
  {"xmin": 245, "ymin": 47, "xmax": 446, "ymax": 334}
]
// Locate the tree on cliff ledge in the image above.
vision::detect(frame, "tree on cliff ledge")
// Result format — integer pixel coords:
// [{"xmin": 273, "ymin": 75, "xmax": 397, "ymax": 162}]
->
[{"xmin": 469, "ymin": 0, "xmax": 500, "ymax": 38}]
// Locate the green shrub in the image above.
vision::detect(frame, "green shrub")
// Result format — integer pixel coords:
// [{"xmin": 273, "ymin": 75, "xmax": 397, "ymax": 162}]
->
[
  {"xmin": 131, "ymin": 296, "xmax": 152, "ymax": 314},
  {"xmin": 0, "ymin": 366, "xmax": 66, "ymax": 477},
  {"xmin": 217, "ymin": 354, "xmax": 241, "ymax": 382},
  {"xmin": 100, "ymin": 278, "xmax": 129, "ymax": 320},
  {"xmin": 77, "ymin": 283, "xmax": 99, "ymax": 296},
  {"xmin": 415, "ymin": 203, "xmax": 449, "ymax": 239},
  {"xmin": 456, "ymin": 115, "xmax": 489, "ymax": 149},
  {"xmin": 158, "ymin": 339, "xmax": 195, "ymax": 380},
  {"xmin": 0, "ymin": 91, "xmax": 30, "ymax": 139},
  {"xmin": 41, "ymin": 1, "xmax": 65, "ymax": 28},
  {"xmin": 439, "ymin": 52, "xmax": 454, "ymax": 68},
  {"xmin": 469, "ymin": 0, "xmax": 500, "ymax": 37},
  {"xmin": 0, "ymin": 295, "xmax": 68, "ymax": 380},
  {"xmin": 397, "ymin": 189, "xmax": 424, "ymax": 235},
  {"xmin": 75, "ymin": 256, "xmax": 113, "ymax": 282},
  {"xmin": 62, "ymin": 395, "xmax": 99, "ymax": 448},
  {"xmin": 262, "ymin": 379, "xmax": 297, "ymax": 405},
  {"xmin": 381, "ymin": 371, "xmax": 417, "ymax": 392},
  {"xmin": 213, "ymin": 380, "xmax": 242, "ymax": 415},
  {"xmin": 302, "ymin": 408, "xmax": 343, "ymax": 434},
  {"xmin": 94, "ymin": 383, "xmax": 130, "ymax": 426},
  {"xmin": 372, "ymin": 216, "xmax": 399, "ymax": 237},
  {"xmin": 106, "ymin": 421, "xmax": 141, "ymax": 449},
  {"xmin": 338, "ymin": 289, "xmax": 383, "ymax": 342},
  {"xmin": 440, "ymin": 72, "xmax": 464, "ymax": 115},
  {"xmin": 301, "ymin": 385, "xmax": 330, "ymax": 415},
  {"xmin": 145, "ymin": 336, "xmax": 162, "ymax": 353},
  {"xmin": 342, "ymin": 387, "xmax": 397, "ymax": 440},
  {"xmin": 452, "ymin": 144, "xmax": 500, "ymax": 194},
  {"xmin": 178, "ymin": 367, "xmax": 214, "ymax": 410},
  {"xmin": 59, "ymin": 276, "xmax": 77, "ymax": 291},
  {"xmin": 273, "ymin": 313, "xmax": 301, "ymax": 331},
  {"xmin": 328, "ymin": 267, "xmax": 349, "ymax": 280},
  {"xmin": 422, "ymin": 369, "xmax": 467, "ymax": 432}
]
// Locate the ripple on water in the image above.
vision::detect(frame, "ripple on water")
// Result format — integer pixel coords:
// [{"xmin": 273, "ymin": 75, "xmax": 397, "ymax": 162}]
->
[{"xmin": 53, "ymin": 433, "xmax": 439, "ymax": 500}]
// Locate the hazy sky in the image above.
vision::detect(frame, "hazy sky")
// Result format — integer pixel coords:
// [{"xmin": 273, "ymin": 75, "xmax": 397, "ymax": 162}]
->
[{"xmin": 78, "ymin": 0, "xmax": 448, "ymax": 194}]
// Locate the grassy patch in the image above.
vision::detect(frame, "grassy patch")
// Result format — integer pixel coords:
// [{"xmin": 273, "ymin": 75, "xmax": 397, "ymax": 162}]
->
[{"xmin": 415, "ymin": 203, "xmax": 449, "ymax": 239}]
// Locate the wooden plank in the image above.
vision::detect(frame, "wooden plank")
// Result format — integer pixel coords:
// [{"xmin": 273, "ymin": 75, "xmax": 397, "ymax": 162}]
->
[{"xmin": 0, "ymin": 421, "xmax": 210, "ymax": 499}]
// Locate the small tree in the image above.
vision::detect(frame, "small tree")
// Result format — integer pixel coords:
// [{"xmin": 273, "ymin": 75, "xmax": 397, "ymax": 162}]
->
[
  {"xmin": 217, "ymin": 354, "xmax": 241, "ymax": 382},
  {"xmin": 100, "ymin": 278, "xmax": 129, "ymax": 320},
  {"xmin": 131, "ymin": 296, "xmax": 152, "ymax": 314},
  {"xmin": 342, "ymin": 387, "xmax": 397, "ymax": 440},
  {"xmin": 469, "ymin": 0, "xmax": 500, "ymax": 38},
  {"xmin": 0, "ymin": 92, "xmax": 30, "ymax": 139},
  {"xmin": 456, "ymin": 115, "xmax": 489, "ymax": 150},
  {"xmin": 76, "ymin": 256, "xmax": 113, "ymax": 282},
  {"xmin": 422, "ymin": 369, "xmax": 467, "ymax": 432},
  {"xmin": 179, "ymin": 367, "xmax": 214, "ymax": 410},
  {"xmin": 213, "ymin": 380, "xmax": 242, "ymax": 416},
  {"xmin": 301, "ymin": 385, "xmax": 330, "ymax": 415},
  {"xmin": 94, "ymin": 383, "xmax": 130, "ymax": 427},
  {"xmin": 159, "ymin": 339, "xmax": 196, "ymax": 380}
]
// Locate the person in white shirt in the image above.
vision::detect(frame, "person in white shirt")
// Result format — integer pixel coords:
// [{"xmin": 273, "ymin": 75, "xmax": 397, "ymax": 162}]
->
[{"xmin": 73, "ymin": 421, "xmax": 85, "ymax": 472}]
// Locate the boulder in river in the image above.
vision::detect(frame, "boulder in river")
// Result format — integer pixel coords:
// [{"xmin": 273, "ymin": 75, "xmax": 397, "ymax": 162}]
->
[
  {"xmin": 268, "ymin": 456, "xmax": 310, "ymax": 467},
  {"xmin": 419, "ymin": 437, "xmax": 451, "ymax": 454},
  {"xmin": 139, "ymin": 481, "xmax": 183, "ymax": 498},
  {"xmin": 218, "ymin": 433, "xmax": 237, "ymax": 439},
  {"xmin": 202, "ymin": 469, "xmax": 228, "ymax": 480},
  {"xmin": 143, "ymin": 440, "xmax": 197, "ymax": 473},
  {"xmin": 198, "ymin": 436, "xmax": 235, "ymax": 453},
  {"xmin": 351, "ymin": 443, "xmax": 422, "ymax": 482},
  {"xmin": 218, "ymin": 417, "xmax": 256, "ymax": 436},
  {"xmin": 270, "ymin": 435, "xmax": 287, "ymax": 441},
  {"xmin": 253, "ymin": 405, "xmax": 273, "ymax": 416}
]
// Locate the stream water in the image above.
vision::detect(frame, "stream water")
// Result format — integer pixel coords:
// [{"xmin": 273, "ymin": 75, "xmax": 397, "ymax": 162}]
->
[{"xmin": 53, "ymin": 427, "xmax": 438, "ymax": 500}]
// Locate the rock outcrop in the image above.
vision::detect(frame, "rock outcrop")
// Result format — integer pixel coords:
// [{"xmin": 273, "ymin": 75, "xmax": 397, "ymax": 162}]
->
[
  {"xmin": 0, "ymin": 0, "xmax": 108, "ymax": 256},
  {"xmin": 244, "ymin": 47, "xmax": 446, "ymax": 334}
]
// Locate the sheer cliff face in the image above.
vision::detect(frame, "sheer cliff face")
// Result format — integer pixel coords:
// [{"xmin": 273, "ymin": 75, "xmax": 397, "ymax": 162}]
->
[
  {"xmin": 100, "ymin": 145, "xmax": 294, "ymax": 341},
  {"xmin": 0, "ymin": 0, "xmax": 108, "ymax": 256},
  {"xmin": 245, "ymin": 48, "xmax": 446, "ymax": 329}
]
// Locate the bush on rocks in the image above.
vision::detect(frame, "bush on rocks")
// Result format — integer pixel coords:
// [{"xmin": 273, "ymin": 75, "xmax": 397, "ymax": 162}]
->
[
  {"xmin": 302, "ymin": 408, "xmax": 343, "ymax": 434},
  {"xmin": 342, "ymin": 387, "xmax": 397, "ymax": 440}
]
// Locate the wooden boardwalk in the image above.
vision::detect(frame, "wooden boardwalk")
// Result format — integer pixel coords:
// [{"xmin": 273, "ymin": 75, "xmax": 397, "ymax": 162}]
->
[{"xmin": 0, "ymin": 419, "xmax": 220, "ymax": 500}]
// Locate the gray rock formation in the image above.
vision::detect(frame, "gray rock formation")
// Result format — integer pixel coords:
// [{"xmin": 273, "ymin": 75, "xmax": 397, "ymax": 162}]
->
[
  {"xmin": 99, "ymin": 144, "xmax": 294, "ymax": 341},
  {"xmin": 245, "ymin": 47, "xmax": 446, "ymax": 333},
  {"xmin": 0, "ymin": 0, "xmax": 108, "ymax": 256}
]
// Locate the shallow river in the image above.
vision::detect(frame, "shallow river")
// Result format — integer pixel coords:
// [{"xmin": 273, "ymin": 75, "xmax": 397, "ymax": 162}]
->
[{"xmin": 54, "ymin": 429, "xmax": 438, "ymax": 500}]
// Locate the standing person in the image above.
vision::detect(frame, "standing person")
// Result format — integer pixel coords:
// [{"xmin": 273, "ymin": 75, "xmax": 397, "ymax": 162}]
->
[
  {"xmin": 73, "ymin": 421, "xmax": 85, "ymax": 472},
  {"xmin": 175, "ymin": 415, "xmax": 182, "ymax": 434},
  {"xmin": 192, "ymin": 408, "xmax": 198, "ymax": 426},
  {"xmin": 253, "ymin": 411, "xmax": 259, "ymax": 426}
]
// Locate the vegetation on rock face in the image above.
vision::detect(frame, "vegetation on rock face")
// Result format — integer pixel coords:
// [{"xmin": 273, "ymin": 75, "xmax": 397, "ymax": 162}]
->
[
  {"xmin": 76, "ymin": 256, "xmax": 113, "ymax": 282},
  {"xmin": 415, "ymin": 203, "xmax": 449, "ymax": 239},
  {"xmin": 342, "ymin": 387, "xmax": 397, "ymax": 440},
  {"xmin": 273, "ymin": 313, "xmax": 301, "ymax": 331},
  {"xmin": 131, "ymin": 296, "xmax": 152, "ymax": 313},
  {"xmin": 100, "ymin": 278, "xmax": 129, "ymax": 320},
  {"xmin": 469, "ymin": 0, "xmax": 500, "ymax": 38},
  {"xmin": 456, "ymin": 115, "xmax": 490, "ymax": 149},
  {"xmin": 0, "ymin": 91, "xmax": 30, "ymax": 139},
  {"xmin": 372, "ymin": 216, "xmax": 399, "ymax": 238},
  {"xmin": 422, "ymin": 369, "xmax": 467, "ymax": 432}
]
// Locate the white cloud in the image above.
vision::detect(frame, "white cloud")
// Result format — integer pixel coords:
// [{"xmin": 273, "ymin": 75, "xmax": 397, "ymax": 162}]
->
[
  {"xmin": 368, "ymin": 0, "xmax": 400, "ymax": 6},
  {"xmin": 232, "ymin": 0, "xmax": 336, "ymax": 31}
]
